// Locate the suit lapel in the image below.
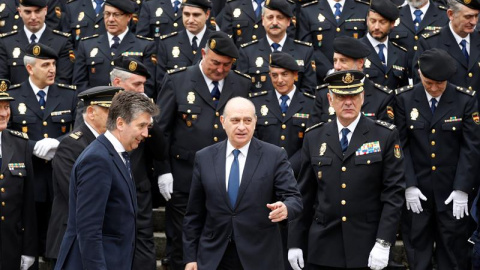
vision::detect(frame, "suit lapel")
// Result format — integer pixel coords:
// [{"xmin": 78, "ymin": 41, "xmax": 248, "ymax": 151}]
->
[
  {"xmin": 386, "ymin": 42, "xmax": 398, "ymax": 73},
  {"xmin": 418, "ymin": 3, "xmax": 439, "ymax": 32},
  {"xmin": 399, "ymin": 6, "xmax": 415, "ymax": 34},
  {"xmin": 179, "ymin": 31, "xmax": 194, "ymax": 62},
  {"xmin": 213, "ymin": 141, "xmax": 230, "ymax": 208},
  {"xmin": 318, "ymin": 1, "xmax": 337, "ymax": 26},
  {"xmin": 469, "ymin": 33, "xmax": 480, "ymax": 71},
  {"xmin": 430, "ymin": 84, "xmax": 454, "ymax": 126},
  {"xmin": 265, "ymin": 91, "xmax": 283, "ymax": 121},
  {"xmin": 235, "ymin": 138, "xmax": 262, "ymax": 208},
  {"xmin": 443, "ymin": 28, "xmax": 468, "ymax": 68},
  {"xmin": 81, "ymin": 0, "xmax": 98, "ymax": 22},
  {"xmin": 413, "ymin": 85, "xmax": 433, "ymax": 123},
  {"xmin": 97, "ymin": 34, "xmax": 112, "ymax": 59},
  {"xmin": 43, "ymin": 86, "xmax": 61, "ymax": 120},
  {"xmin": 1, "ymin": 132, "xmax": 13, "ymax": 174},
  {"xmin": 217, "ymin": 72, "xmax": 237, "ymax": 110},
  {"xmin": 191, "ymin": 66, "xmax": 216, "ymax": 109},
  {"xmin": 325, "ymin": 121, "xmax": 344, "ymax": 160},
  {"xmin": 117, "ymin": 32, "xmax": 135, "ymax": 55},
  {"xmin": 343, "ymin": 116, "xmax": 369, "ymax": 160},
  {"xmin": 284, "ymin": 90, "xmax": 304, "ymax": 120},
  {"xmin": 22, "ymin": 83, "xmax": 44, "ymax": 119},
  {"xmin": 362, "ymin": 38, "xmax": 385, "ymax": 71},
  {"xmin": 338, "ymin": 0, "xmax": 356, "ymax": 25}
]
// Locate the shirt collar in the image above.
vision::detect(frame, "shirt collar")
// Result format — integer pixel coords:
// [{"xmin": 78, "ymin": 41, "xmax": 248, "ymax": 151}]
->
[
  {"xmin": 327, "ymin": 0, "xmax": 346, "ymax": 11},
  {"xmin": 337, "ymin": 112, "xmax": 361, "ymax": 135},
  {"xmin": 107, "ymin": 28, "xmax": 129, "ymax": 43},
  {"xmin": 186, "ymin": 26, "xmax": 207, "ymax": 46},
  {"xmin": 198, "ymin": 61, "xmax": 225, "ymax": 91},
  {"xmin": 275, "ymin": 85, "xmax": 296, "ymax": 102},
  {"xmin": 226, "ymin": 139, "xmax": 251, "ymax": 158},
  {"xmin": 409, "ymin": 1, "xmax": 430, "ymax": 19},
  {"xmin": 29, "ymin": 77, "xmax": 50, "ymax": 97},
  {"xmin": 104, "ymin": 130, "xmax": 126, "ymax": 154},
  {"xmin": 424, "ymin": 89, "xmax": 442, "ymax": 103},
  {"xmin": 84, "ymin": 121, "xmax": 101, "ymax": 137},
  {"xmin": 266, "ymin": 34, "xmax": 287, "ymax": 49},
  {"xmin": 366, "ymin": 33, "xmax": 389, "ymax": 50},
  {"xmin": 449, "ymin": 22, "xmax": 470, "ymax": 44},
  {"xmin": 24, "ymin": 23, "xmax": 46, "ymax": 42}
]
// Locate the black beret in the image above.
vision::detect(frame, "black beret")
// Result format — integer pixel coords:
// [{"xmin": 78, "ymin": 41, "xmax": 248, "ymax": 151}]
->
[
  {"xmin": 418, "ymin": 48, "xmax": 457, "ymax": 81},
  {"xmin": 207, "ymin": 31, "xmax": 239, "ymax": 59},
  {"xmin": 182, "ymin": 0, "xmax": 212, "ymax": 10},
  {"xmin": 113, "ymin": 56, "xmax": 151, "ymax": 79},
  {"xmin": 78, "ymin": 86, "xmax": 124, "ymax": 108},
  {"xmin": 25, "ymin": 43, "xmax": 58, "ymax": 60},
  {"xmin": 105, "ymin": 0, "xmax": 135, "ymax": 14},
  {"xmin": 453, "ymin": 0, "xmax": 480, "ymax": 10},
  {"xmin": 0, "ymin": 79, "xmax": 14, "ymax": 102},
  {"xmin": 264, "ymin": 0, "xmax": 293, "ymax": 17},
  {"xmin": 19, "ymin": 0, "xmax": 46, "ymax": 7},
  {"xmin": 269, "ymin": 51, "xmax": 299, "ymax": 71},
  {"xmin": 370, "ymin": 0, "xmax": 399, "ymax": 21},
  {"xmin": 324, "ymin": 70, "xmax": 365, "ymax": 95},
  {"xmin": 333, "ymin": 36, "xmax": 371, "ymax": 59}
]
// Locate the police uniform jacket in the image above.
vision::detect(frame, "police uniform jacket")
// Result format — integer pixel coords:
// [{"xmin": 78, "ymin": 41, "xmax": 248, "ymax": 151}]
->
[
  {"xmin": 389, "ymin": 2, "xmax": 448, "ymax": 72},
  {"xmin": 8, "ymin": 82, "xmax": 77, "ymax": 202},
  {"xmin": 308, "ymin": 78, "xmax": 395, "ymax": 127},
  {"xmin": 136, "ymin": 0, "xmax": 184, "ymax": 40},
  {"xmin": 156, "ymin": 64, "xmax": 251, "ymax": 193},
  {"xmin": 413, "ymin": 27, "xmax": 480, "ymax": 95},
  {"xmin": 61, "ymin": 0, "xmax": 106, "ymax": 49},
  {"xmin": 46, "ymin": 123, "xmax": 95, "ymax": 259},
  {"xmin": 288, "ymin": 116, "xmax": 405, "ymax": 268},
  {"xmin": 360, "ymin": 36, "xmax": 409, "ymax": 89},
  {"xmin": 0, "ymin": 27, "xmax": 74, "ymax": 84},
  {"xmin": 394, "ymin": 83, "xmax": 480, "ymax": 211},
  {"xmin": 0, "ymin": 129, "xmax": 36, "ymax": 269},
  {"xmin": 238, "ymin": 37, "xmax": 317, "ymax": 93},
  {"xmin": 250, "ymin": 89, "xmax": 314, "ymax": 175},
  {"xmin": 296, "ymin": 0, "xmax": 369, "ymax": 65},
  {"xmin": 72, "ymin": 32, "xmax": 157, "ymax": 97},
  {"xmin": 0, "ymin": 0, "xmax": 21, "ymax": 34}
]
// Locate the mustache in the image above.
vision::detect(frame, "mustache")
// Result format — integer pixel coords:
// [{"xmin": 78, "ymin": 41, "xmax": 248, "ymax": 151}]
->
[{"xmin": 269, "ymin": 25, "xmax": 281, "ymax": 29}]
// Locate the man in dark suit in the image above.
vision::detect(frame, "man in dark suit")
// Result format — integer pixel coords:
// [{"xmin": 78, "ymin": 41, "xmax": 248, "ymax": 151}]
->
[
  {"xmin": 72, "ymin": 0, "xmax": 156, "ymax": 97},
  {"xmin": 45, "ymin": 86, "xmax": 121, "ymax": 261},
  {"xmin": 396, "ymin": 49, "xmax": 480, "ymax": 270},
  {"xmin": 413, "ymin": 0, "xmax": 480, "ymax": 94},
  {"xmin": 183, "ymin": 96, "xmax": 303, "ymax": 270},
  {"xmin": 237, "ymin": 0, "xmax": 316, "ymax": 94},
  {"xmin": 8, "ymin": 43, "xmax": 77, "ymax": 261},
  {"xmin": 361, "ymin": 0, "xmax": 409, "ymax": 90},
  {"xmin": 54, "ymin": 91, "xmax": 159, "ymax": 270},
  {"xmin": 288, "ymin": 70, "xmax": 405, "ymax": 270},
  {"xmin": 0, "ymin": 0, "xmax": 73, "ymax": 85},
  {"xmin": 308, "ymin": 36, "xmax": 395, "ymax": 127},
  {"xmin": 156, "ymin": 31, "xmax": 251, "ymax": 270},
  {"xmin": 0, "ymin": 79, "xmax": 36, "ymax": 270}
]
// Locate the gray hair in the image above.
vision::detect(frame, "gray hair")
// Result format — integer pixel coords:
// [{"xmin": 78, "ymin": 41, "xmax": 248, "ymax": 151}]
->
[
  {"xmin": 106, "ymin": 91, "xmax": 159, "ymax": 131},
  {"xmin": 23, "ymin": 55, "xmax": 36, "ymax": 66},
  {"xmin": 110, "ymin": 68, "xmax": 133, "ymax": 83},
  {"xmin": 448, "ymin": 0, "xmax": 463, "ymax": 13}
]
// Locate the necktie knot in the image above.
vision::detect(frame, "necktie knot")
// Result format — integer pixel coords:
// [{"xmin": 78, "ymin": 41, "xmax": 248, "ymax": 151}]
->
[
  {"xmin": 430, "ymin": 98, "xmax": 437, "ymax": 113},
  {"xmin": 280, "ymin": 95, "xmax": 289, "ymax": 114},
  {"xmin": 37, "ymin": 90, "xmax": 46, "ymax": 107},
  {"xmin": 111, "ymin": 36, "xmax": 120, "ymax": 54},
  {"xmin": 94, "ymin": 0, "xmax": 103, "ymax": 15},
  {"xmin": 173, "ymin": 0, "xmax": 181, "ymax": 13},
  {"xmin": 30, "ymin": 34, "xmax": 37, "ymax": 44},
  {"xmin": 271, "ymin": 43, "xmax": 280, "ymax": 51},
  {"xmin": 341, "ymin": 127, "xmax": 350, "ymax": 137},
  {"xmin": 334, "ymin": 3, "xmax": 342, "ymax": 22},
  {"xmin": 233, "ymin": 149, "xmax": 240, "ymax": 159},
  {"xmin": 254, "ymin": 0, "xmax": 263, "ymax": 17},
  {"xmin": 121, "ymin": 151, "xmax": 130, "ymax": 160}
]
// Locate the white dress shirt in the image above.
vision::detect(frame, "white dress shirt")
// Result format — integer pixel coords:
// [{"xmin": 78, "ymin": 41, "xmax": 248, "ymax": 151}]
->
[
  {"xmin": 266, "ymin": 34, "xmax": 287, "ymax": 52},
  {"xmin": 29, "ymin": 77, "xmax": 50, "ymax": 103},
  {"xmin": 24, "ymin": 23, "xmax": 46, "ymax": 43},
  {"xmin": 275, "ymin": 86, "xmax": 296, "ymax": 107},
  {"xmin": 104, "ymin": 130, "xmax": 127, "ymax": 164},
  {"xmin": 107, "ymin": 28, "xmax": 129, "ymax": 47},
  {"xmin": 337, "ymin": 113, "xmax": 361, "ymax": 144},
  {"xmin": 198, "ymin": 62, "xmax": 225, "ymax": 94}
]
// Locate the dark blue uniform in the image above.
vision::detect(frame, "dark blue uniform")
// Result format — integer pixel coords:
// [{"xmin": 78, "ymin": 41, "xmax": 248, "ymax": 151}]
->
[
  {"xmin": 0, "ymin": 0, "xmax": 21, "ymax": 34},
  {"xmin": 136, "ymin": 0, "xmax": 184, "ymax": 40}
]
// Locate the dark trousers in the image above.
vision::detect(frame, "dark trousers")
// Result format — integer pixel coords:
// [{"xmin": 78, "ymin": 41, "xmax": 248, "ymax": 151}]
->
[
  {"xmin": 218, "ymin": 241, "xmax": 244, "ymax": 270},
  {"xmin": 307, "ymin": 264, "xmax": 369, "ymax": 270},
  {"xmin": 133, "ymin": 186, "xmax": 156, "ymax": 270},
  {"xmin": 168, "ymin": 192, "xmax": 189, "ymax": 270}
]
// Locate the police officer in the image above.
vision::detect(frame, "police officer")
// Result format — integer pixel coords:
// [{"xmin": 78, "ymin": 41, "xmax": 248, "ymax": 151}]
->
[
  {"xmin": 389, "ymin": 0, "xmax": 449, "ymax": 72},
  {"xmin": 288, "ymin": 70, "xmax": 405, "ymax": 270},
  {"xmin": 45, "ymin": 86, "xmax": 121, "ymax": 262},
  {"xmin": 156, "ymin": 0, "xmax": 213, "ymax": 90},
  {"xmin": 0, "ymin": 79, "xmax": 36, "ymax": 270},
  {"xmin": 0, "ymin": 0, "xmax": 73, "ymax": 85},
  {"xmin": 155, "ymin": 31, "xmax": 251, "ymax": 270},
  {"xmin": 396, "ymin": 48, "xmax": 480, "ymax": 270},
  {"xmin": 0, "ymin": 0, "xmax": 22, "ymax": 33},
  {"xmin": 238, "ymin": 0, "xmax": 316, "ymax": 94},
  {"xmin": 413, "ymin": 0, "xmax": 480, "ymax": 94},
  {"xmin": 136, "ymin": 0, "xmax": 185, "ymax": 40},
  {"xmin": 8, "ymin": 43, "xmax": 77, "ymax": 262},
  {"xmin": 72, "ymin": 0, "xmax": 156, "ymax": 97},
  {"xmin": 361, "ymin": 0, "xmax": 409, "ymax": 90},
  {"xmin": 309, "ymin": 36, "xmax": 395, "ymax": 127}
]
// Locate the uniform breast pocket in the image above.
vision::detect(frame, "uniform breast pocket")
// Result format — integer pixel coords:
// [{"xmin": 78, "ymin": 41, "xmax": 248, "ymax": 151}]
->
[
  {"xmin": 354, "ymin": 153, "xmax": 383, "ymax": 166},
  {"xmin": 311, "ymin": 156, "xmax": 332, "ymax": 181},
  {"xmin": 390, "ymin": 31, "xmax": 408, "ymax": 41},
  {"xmin": 12, "ymin": 115, "xmax": 37, "ymax": 125},
  {"xmin": 393, "ymin": 69, "xmax": 405, "ymax": 79},
  {"xmin": 149, "ymin": 17, "xmax": 169, "ymax": 26},
  {"xmin": 442, "ymin": 121, "xmax": 462, "ymax": 132},
  {"xmin": 166, "ymin": 60, "xmax": 189, "ymax": 70},
  {"xmin": 344, "ymin": 22, "xmax": 366, "ymax": 33},
  {"xmin": 408, "ymin": 121, "xmax": 425, "ymax": 131},
  {"xmin": 9, "ymin": 168, "xmax": 27, "ymax": 178},
  {"xmin": 177, "ymin": 104, "xmax": 202, "ymax": 127},
  {"xmin": 51, "ymin": 114, "xmax": 73, "ymax": 133},
  {"xmin": 364, "ymin": 68, "xmax": 380, "ymax": 79},
  {"xmin": 292, "ymin": 117, "xmax": 307, "ymax": 129},
  {"xmin": 232, "ymin": 20, "xmax": 249, "ymax": 30},
  {"xmin": 87, "ymin": 57, "xmax": 104, "ymax": 67},
  {"xmin": 312, "ymin": 22, "xmax": 331, "ymax": 33},
  {"xmin": 248, "ymin": 66, "xmax": 269, "ymax": 74},
  {"xmin": 70, "ymin": 20, "xmax": 88, "ymax": 29},
  {"xmin": 257, "ymin": 117, "xmax": 278, "ymax": 127},
  {"xmin": 8, "ymin": 58, "xmax": 25, "ymax": 68}
]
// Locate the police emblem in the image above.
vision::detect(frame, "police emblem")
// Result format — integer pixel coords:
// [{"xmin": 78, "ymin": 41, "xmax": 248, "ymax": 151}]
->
[
  {"xmin": 172, "ymin": 46, "xmax": 180, "ymax": 58},
  {"xmin": 78, "ymin": 11, "xmax": 84, "ymax": 22},
  {"xmin": 233, "ymin": 8, "xmax": 241, "ymax": 18},
  {"xmin": 187, "ymin": 92, "xmax": 195, "ymax": 104},
  {"xmin": 318, "ymin": 13, "xmax": 325, "ymax": 22},
  {"xmin": 18, "ymin": 103, "xmax": 26, "ymax": 115},
  {"xmin": 328, "ymin": 106, "xmax": 335, "ymax": 115},
  {"xmin": 394, "ymin": 18, "xmax": 400, "ymax": 27},
  {"xmin": 465, "ymin": 0, "xmax": 471, "ymax": 4},
  {"xmin": 387, "ymin": 106, "xmax": 394, "ymax": 119},
  {"xmin": 0, "ymin": 81, "xmax": 6, "ymax": 91},
  {"xmin": 365, "ymin": 59, "xmax": 371, "ymax": 68},
  {"xmin": 473, "ymin": 112, "xmax": 480, "ymax": 125},
  {"xmin": 410, "ymin": 108, "xmax": 419, "ymax": 120},
  {"xmin": 296, "ymin": 60, "xmax": 304, "ymax": 66},
  {"xmin": 129, "ymin": 61, "xmax": 137, "ymax": 72},
  {"xmin": 33, "ymin": 45, "xmax": 40, "ymax": 56},
  {"xmin": 342, "ymin": 73, "xmax": 354, "ymax": 84},
  {"xmin": 155, "ymin": 7, "xmax": 163, "ymax": 17},
  {"xmin": 210, "ymin": 39, "xmax": 216, "ymax": 49},
  {"xmin": 90, "ymin": 48, "xmax": 98, "ymax": 57},
  {"xmin": 255, "ymin": 57, "xmax": 264, "ymax": 67},
  {"xmin": 260, "ymin": 105, "xmax": 268, "ymax": 116},
  {"xmin": 319, "ymin": 142, "xmax": 326, "ymax": 156},
  {"xmin": 394, "ymin": 144, "xmax": 401, "ymax": 159},
  {"xmin": 0, "ymin": 3, "xmax": 5, "ymax": 12},
  {"xmin": 12, "ymin": 47, "xmax": 21, "ymax": 58}
]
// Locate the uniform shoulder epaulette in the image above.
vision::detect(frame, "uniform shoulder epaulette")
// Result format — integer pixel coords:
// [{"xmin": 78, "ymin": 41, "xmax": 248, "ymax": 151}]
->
[
  {"xmin": 9, "ymin": 130, "xmax": 29, "ymax": 140},
  {"xmin": 137, "ymin": 35, "xmax": 154, "ymax": 41},
  {"xmin": 301, "ymin": 0, "xmax": 318, "ymax": 7},
  {"xmin": 422, "ymin": 30, "xmax": 440, "ymax": 39},
  {"xmin": 455, "ymin": 85, "xmax": 476, "ymax": 96},
  {"xmin": 354, "ymin": 0, "xmax": 369, "ymax": 5},
  {"xmin": 391, "ymin": 41, "xmax": 407, "ymax": 52},
  {"xmin": 8, "ymin": 83, "xmax": 21, "ymax": 89},
  {"xmin": 395, "ymin": 85, "xmax": 414, "ymax": 95},
  {"xmin": 227, "ymin": 0, "xmax": 236, "ymax": 3},
  {"xmin": 305, "ymin": 122, "xmax": 324, "ymax": 133},
  {"xmin": 160, "ymin": 32, "xmax": 178, "ymax": 40},
  {"xmin": 57, "ymin": 83, "xmax": 76, "ymax": 90},
  {"xmin": 167, "ymin": 67, "xmax": 187, "ymax": 74},
  {"xmin": 294, "ymin": 40, "xmax": 312, "ymax": 47},
  {"xmin": 240, "ymin": 39, "xmax": 259, "ymax": 48},
  {"xmin": 316, "ymin": 83, "xmax": 328, "ymax": 90},
  {"xmin": 438, "ymin": 5, "xmax": 447, "ymax": 10},
  {"xmin": 376, "ymin": 120, "xmax": 396, "ymax": 130},
  {"xmin": 81, "ymin": 34, "xmax": 99, "ymax": 41},
  {"xmin": 69, "ymin": 131, "xmax": 83, "ymax": 140},
  {"xmin": 53, "ymin": 30, "xmax": 71, "ymax": 38},
  {"xmin": 303, "ymin": 92, "xmax": 315, "ymax": 99},
  {"xmin": 286, "ymin": 0, "xmax": 294, "ymax": 4},
  {"xmin": 66, "ymin": 0, "xmax": 78, "ymax": 4},
  {"xmin": 0, "ymin": 30, "xmax": 17, "ymax": 38},
  {"xmin": 373, "ymin": 83, "xmax": 393, "ymax": 94},
  {"xmin": 234, "ymin": 70, "xmax": 251, "ymax": 79},
  {"xmin": 249, "ymin": 91, "xmax": 268, "ymax": 98}
]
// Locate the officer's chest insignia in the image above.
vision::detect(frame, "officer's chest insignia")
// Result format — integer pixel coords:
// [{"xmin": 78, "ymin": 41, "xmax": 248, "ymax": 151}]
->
[
  {"xmin": 172, "ymin": 46, "xmax": 180, "ymax": 58},
  {"xmin": 410, "ymin": 108, "xmax": 419, "ymax": 120},
  {"xmin": 0, "ymin": 3, "xmax": 5, "ymax": 12},
  {"xmin": 319, "ymin": 142, "xmax": 326, "ymax": 156},
  {"xmin": 473, "ymin": 112, "xmax": 480, "ymax": 125},
  {"xmin": 90, "ymin": 48, "xmax": 98, "ymax": 57},
  {"xmin": 255, "ymin": 57, "xmax": 264, "ymax": 67},
  {"xmin": 187, "ymin": 92, "xmax": 195, "ymax": 104},
  {"xmin": 394, "ymin": 18, "xmax": 400, "ymax": 27},
  {"xmin": 233, "ymin": 8, "xmax": 241, "ymax": 18},
  {"xmin": 328, "ymin": 106, "xmax": 335, "ymax": 115},
  {"xmin": 293, "ymin": 113, "xmax": 309, "ymax": 119},
  {"xmin": 78, "ymin": 11, "xmax": 84, "ymax": 21},
  {"xmin": 122, "ymin": 51, "xmax": 143, "ymax": 57},
  {"xmin": 445, "ymin": 116, "xmax": 462, "ymax": 123},
  {"xmin": 156, "ymin": 7, "xmax": 163, "ymax": 17},
  {"xmin": 364, "ymin": 59, "xmax": 371, "ymax": 68},
  {"xmin": 260, "ymin": 105, "xmax": 268, "ymax": 116},
  {"xmin": 387, "ymin": 106, "xmax": 394, "ymax": 119},
  {"xmin": 363, "ymin": 112, "xmax": 375, "ymax": 117},
  {"xmin": 12, "ymin": 47, "xmax": 21, "ymax": 58},
  {"xmin": 356, "ymin": 141, "xmax": 381, "ymax": 156},
  {"xmin": 318, "ymin": 13, "xmax": 325, "ymax": 22},
  {"xmin": 69, "ymin": 131, "xmax": 83, "ymax": 140},
  {"xmin": 8, "ymin": 163, "xmax": 25, "ymax": 170},
  {"xmin": 394, "ymin": 144, "xmax": 401, "ymax": 159},
  {"xmin": 18, "ymin": 103, "xmax": 26, "ymax": 114},
  {"xmin": 296, "ymin": 60, "xmax": 304, "ymax": 66},
  {"xmin": 51, "ymin": 110, "xmax": 71, "ymax": 116}
]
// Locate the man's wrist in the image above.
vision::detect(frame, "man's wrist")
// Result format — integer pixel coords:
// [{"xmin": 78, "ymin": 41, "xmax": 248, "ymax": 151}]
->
[{"xmin": 376, "ymin": 238, "xmax": 392, "ymax": 248}]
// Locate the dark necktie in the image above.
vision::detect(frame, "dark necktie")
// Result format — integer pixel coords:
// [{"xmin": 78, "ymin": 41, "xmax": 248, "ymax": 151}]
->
[
  {"xmin": 460, "ymin": 39, "xmax": 469, "ymax": 63},
  {"xmin": 280, "ymin": 95, "xmax": 289, "ymax": 114},
  {"xmin": 377, "ymin": 43, "xmax": 386, "ymax": 71},
  {"xmin": 121, "ymin": 151, "xmax": 133, "ymax": 178},
  {"xmin": 255, "ymin": 0, "xmax": 263, "ymax": 18},
  {"xmin": 413, "ymin": 9, "xmax": 423, "ymax": 32},
  {"xmin": 173, "ymin": 0, "xmax": 180, "ymax": 13},
  {"xmin": 94, "ymin": 0, "xmax": 104, "ymax": 15},
  {"xmin": 111, "ymin": 36, "xmax": 120, "ymax": 54},
  {"xmin": 192, "ymin": 36, "xmax": 198, "ymax": 51},
  {"xmin": 228, "ymin": 149, "xmax": 240, "ymax": 207},
  {"xmin": 211, "ymin": 81, "xmax": 221, "ymax": 107},
  {"xmin": 334, "ymin": 3, "xmax": 342, "ymax": 23},
  {"xmin": 271, "ymin": 43, "xmax": 280, "ymax": 52},
  {"xmin": 430, "ymin": 98, "xmax": 437, "ymax": 114},
  {"xmin": 37, "ymin": 90, "xmax": 46, "ymax": 107},
  {"xmin": 30, "ymin": 34, "xmax": 37, "ymax": 44},
  {"xmin": 340, "ymin": 128, "xmax": 350, "ymax": 153}
]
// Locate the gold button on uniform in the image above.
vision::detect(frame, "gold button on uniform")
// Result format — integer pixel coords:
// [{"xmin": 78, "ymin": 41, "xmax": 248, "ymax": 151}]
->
[
  {"xmin": 432, "ymin": 129, "xmax": 435, "ymax": 134},
  {"xmin": 1, "ymin": 188, "xmax": 4, "ymax": 193},
  {"xmin": 214, "ymin": 137, "xmax": 218, "ymax": 142},
  {"xmin": 431, "ymin": 141, "xmax": 435, "ymax": 146},
  {"xmin": 95, "ymin": 24, "xmax": 99, "ymax": 28},
  {"xmin": 216, "ymin": 112, "xmax": 220, "ymax": 116},
  {"xmin": 414, "ymin": 45, "xmax": 418, "ymax": 50},
  {"xmin": 44, "ymin": 133, "xmax": 48, "ymax": 138},
  {"xmin": 431, "ymin": 153, "xmax": 436, "ymax": 158},
  {"xmin": 469, "ymin": 73, "xmax": 473, "ymax": 78},
  {"xmin": 22, "ymin": 120, "xmax": 26, "ymax": 124},
  {"xmin": 367, "ymin": 160, "xmax": 371, "ymax": 164},
  {"xmin": 254, "ymin": 24, "xmax": 258, "ymax": 28},
  {"xmin": 342, "ymin": 216, "xmax": 347, "ymax": 222},
  {"xmin": 214, "ymin": 124, "xmax": 218, "ymax": 129},
  {"xmin": 432, "ymin": 166, "xmax": 436, "ymax": 171},
  {"xmin": 43, "ymin": 121, "xmax": 47, "ymax": 126},
  {"xmin": 1, "ymin": 202, "xmax": 5, "ymax": 206},
  {"xmin": 1, "ymin": 216, "xmax": 4, "ymax": 221},
  {"xmin": 280, "ymin": 135, "xmax": 285, "ymax": 140},
  {"xmin": 341, "ymin": 183, "xmax": 346, "ymax": 189},
  {"xmin": 452, "ymin": 127, "xmax": 456, "ymax": 131},
  {"xmin": 281, "ymin": 124, "xmax": 286, "ymax": 129},
  {"xmin": 173, "ymin": 22, "xmax": 178, "ymax": 27},
  {"xmin": 15, "ymin": 15, "xmax": 19, "ymax": 19},
  {"xmin": 410, "ymin": 125, "xmax": 414, "ymax": 129},
  {"xmin": 341, "ymin": 166, "xmax": 346, "ymax": 172},
  {"xmin": 341, "ymin": 200, "xmax": 346, "ymax": 205},
  {"xmin": 415, "ymin": 35, "xmax": 418, "ymax": 40},
  {"xmin": 0, "ymin": 174, "xmax": 3, "ymax": 180},
  {"xmin": 252, "ymin": 35, "xmax": 257, "ymax": 40}
]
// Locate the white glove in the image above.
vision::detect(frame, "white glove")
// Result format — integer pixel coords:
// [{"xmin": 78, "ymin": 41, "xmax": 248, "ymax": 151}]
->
[
  {"xmin": 445, "ymin": 190, "xmax": 469, "ymax": 219},
  {"xmin": 20, "ymin": 255, "xmax": 35, "ymax": 270},
  {"xmin": 43, "ymin": 149, "xmax": 56, "ymax": 161},
  {"xmin": 368, "ymin": 242, "xmax": 390, "ymax": 270},
  {"xmin": 158, "ymin": 173, "xmax": 173, "ymax": 201},
  {"xmin": 33, "ymin": 138, "xmax": 59, "ymax": 159},
  {"xmin": 288, "ymin": 248, "xmax": 304, "ymax": 270},
  {"xmin": 405, "ymin": 186, "xmax": 427, "ymax": 214}
]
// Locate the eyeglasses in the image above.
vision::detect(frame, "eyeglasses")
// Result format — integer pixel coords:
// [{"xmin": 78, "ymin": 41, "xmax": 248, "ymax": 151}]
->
[{"xmin": 103, "ymin": 11, "xmax": 125, "ymax": 19}]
